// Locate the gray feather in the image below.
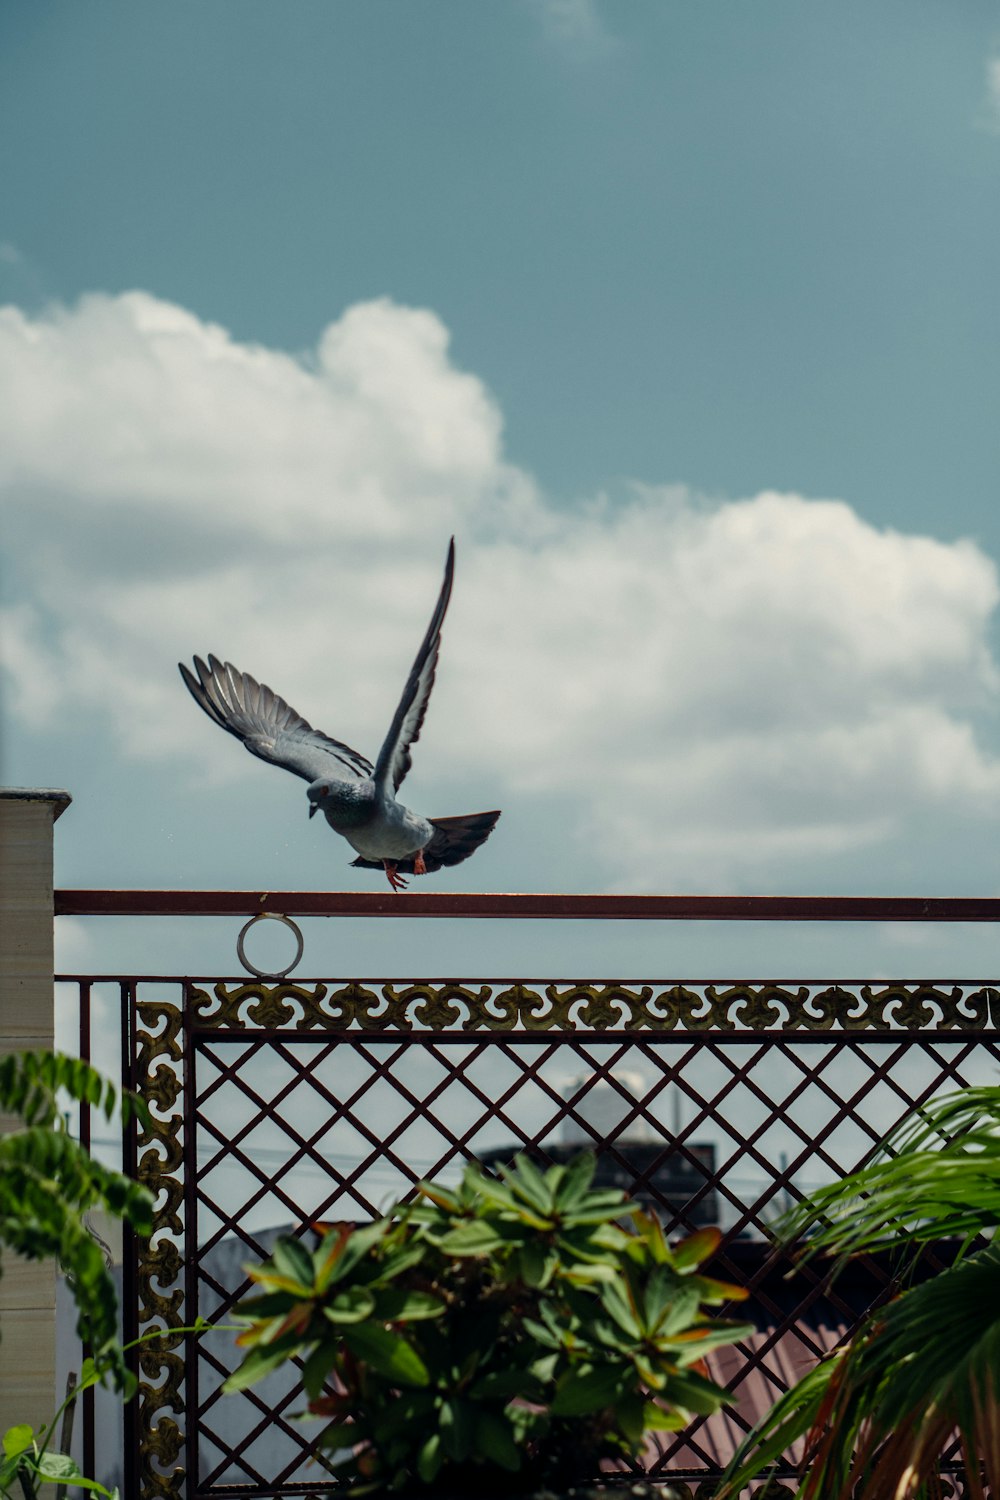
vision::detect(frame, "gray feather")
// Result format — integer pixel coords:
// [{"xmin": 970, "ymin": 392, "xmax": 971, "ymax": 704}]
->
[
  {"xmin": 179, "ymin": 655, "xmax": 373, "ymax": 784},
  {"xmin": 373, "ymin": 538, "xmax": 454, "ymax": 793}
]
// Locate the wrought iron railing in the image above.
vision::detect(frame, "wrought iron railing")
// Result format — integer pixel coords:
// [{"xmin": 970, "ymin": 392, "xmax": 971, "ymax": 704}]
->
[{"xmin": 56, "ymin": 892, "xmax": 1000, "ymax": 1500}]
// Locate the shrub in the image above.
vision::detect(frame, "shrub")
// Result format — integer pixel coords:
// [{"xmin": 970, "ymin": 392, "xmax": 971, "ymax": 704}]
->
[{"xmin": 227, "ymin": 1152, "xmax": 751, "ymax": 1496}]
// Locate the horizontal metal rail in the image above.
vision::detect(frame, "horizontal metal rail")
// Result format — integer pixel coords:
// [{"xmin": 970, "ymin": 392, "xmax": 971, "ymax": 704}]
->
[{"xmin": 53, "ymin": 889, "xmax": 1000, "ymax": 920}]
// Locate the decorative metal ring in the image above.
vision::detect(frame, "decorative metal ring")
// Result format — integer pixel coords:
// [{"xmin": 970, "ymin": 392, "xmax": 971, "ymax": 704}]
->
[{"xmin": 236, "ymin": 913, "xmax": 305, "ymax": 980}]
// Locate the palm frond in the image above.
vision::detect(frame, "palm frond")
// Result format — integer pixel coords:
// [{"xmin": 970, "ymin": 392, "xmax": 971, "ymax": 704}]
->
[
  {"xmin": 714, "ymin": 1354, "xmax": 840, "ymax": 1497},
  {"xmin": 778, "ymin": 1084, "xmax": 1000, "ymax": 1263},
  {"xmin": 818, "ymin": 1244, "xmax": 1000, "ymax": 1499},
  {"xmin": 719, "ymin": 1087, "xmax": 1000, "ymax": 1498}
]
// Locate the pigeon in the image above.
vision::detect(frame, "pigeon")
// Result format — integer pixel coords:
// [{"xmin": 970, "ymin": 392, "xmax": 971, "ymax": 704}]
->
[{"xmin": 179, "ymin": 539, "xmax": 500, "ymax": 890}]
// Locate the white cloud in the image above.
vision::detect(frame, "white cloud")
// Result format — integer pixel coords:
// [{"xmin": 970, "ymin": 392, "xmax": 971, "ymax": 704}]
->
[
  {"xmin": 533, "ymin": 0, "xmax": 614, "ymax": 56},
  {"xmin": 981, "ymin": 52, "xmax": 1000, "ymax": 131},
  {"xmin": 0, "ymin": 292, "xmax": 528, "ymax": 547},
  {"xmin": 3, "ymin": 290, "xmax": 1000, "ymax": 892}
]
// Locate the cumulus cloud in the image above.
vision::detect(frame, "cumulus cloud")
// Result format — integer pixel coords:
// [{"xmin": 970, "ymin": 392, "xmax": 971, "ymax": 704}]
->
[
  {"xmin": 0, "ymin": 292, "xmax": 527, "ymax": 547},
  {"xmin": 3, "ymin": 290, "xmax": 1000, "ymax": 891}
]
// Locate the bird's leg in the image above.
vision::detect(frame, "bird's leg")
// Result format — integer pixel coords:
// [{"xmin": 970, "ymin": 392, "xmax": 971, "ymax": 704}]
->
[
  {"xmin": 383, "ymin": 861, "xmax": 408, "ymax": 891},
  {"xmin": 414, "ymin": 848, "xmax": 427, "ymax": 876}
]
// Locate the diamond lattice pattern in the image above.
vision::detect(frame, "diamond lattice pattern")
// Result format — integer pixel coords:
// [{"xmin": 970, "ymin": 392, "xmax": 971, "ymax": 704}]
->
[{"xmin": 192, "ymin": 1031, "xmax": 1000, "ymax": 1488}]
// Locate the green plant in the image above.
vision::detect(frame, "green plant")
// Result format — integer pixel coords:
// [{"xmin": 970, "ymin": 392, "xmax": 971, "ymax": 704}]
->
[
  {"xmin": 717, "ymin": 1084, "xmax": 1000, "ymax": 1500},
  {"xmin": 226, "ymin": 1152, "xmax": 752, "ymax": 1496},
  {"xmin": 0, "ymin": 1049, "xmax": 154, "ymax": 1499}
]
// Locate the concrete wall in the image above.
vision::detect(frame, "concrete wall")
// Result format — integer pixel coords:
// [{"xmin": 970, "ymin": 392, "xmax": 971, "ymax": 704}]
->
[{"xmin": 0, "ymin": 789, "xmax": 71, "ymax": 1433}]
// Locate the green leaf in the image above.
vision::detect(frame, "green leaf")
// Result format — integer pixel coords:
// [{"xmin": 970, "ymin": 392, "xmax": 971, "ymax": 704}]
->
[
  {"xmin": 642, "ymin": 1401, "xmax": 689, "ymax": 1432},
  {"xmin": 505, "ymin": 1153, "xmax": 555, "ymax": 1211},
  {"xmin": 469, "ymin": 1369, "xmax": 546, "ymax": 1403},
  {"xmin": 436, "ymin": 1220, "xmax": 518, "ymax": 1256},
  {"xmin": 0, "ymin": 1051, "xmax": 141, "ymax": 1129},
  {"xmin": 334, "ymin": 1216, "xmax": 396, "ymax": 1280},
  {"xmin": 631, "ymin": 1207, "xmax": 670, "ymax": 1263},
  {"xmin": 2, "ymin": 1427, "xmax": 35, "ymax": 1460},
  {"xmin": 269, "ymin": 1236, "xmax": 315, "ymax": 1290},
  {"xmin": 564, "ymin": 1185, "xmax": 634, "ymax": 1214},
  {"xmin": 439, "ymin": 1398, "xmax": 474, "ymax": 1462},
  {"xmin": 322, "ymin": 1285, "xmax": 376, "ymax": 1323},
  {"xmin": 468, "ymin": 1177, "xmax": 522, "ymax": 1213},
  {"xmin": 646, "ymin": 1279, "xmax": 699, "ymax": 1336},
  {"xmin": 309, "ymin": 1223, "xmax": 353, "ymax": 1292},
  {"xmin": 662, "ymin": 1368, "xmax": 729, "ymax": 1416},
  {"xmin": 0, "ymin": 1457, "xmax": 23, "ymax": 1493},
  {"xmin": 530, "ymin": 1352, "xmax": 559, "ymax": 1384},
  {"xmin": 416, "ymin": 1432, "xmax": 443, "ymax": 1484},
  {"xmin": 550, "ymin": 1363, "xmax": 627, "ymax": 1416},
  {"xmin": 223, "ymin": 1340, "xmax": 303, "ymax": 1393},
  {"xmin": 521, "ymin": 1316, "xmax": 562, "ymax": 1350},
  {"xmin": 76, "ymin": 1359, "xmax": 101, "ymax": 1393},
  {"xmin": 612, "ymin": 1391, "xmax": 646, "ymax": 1445},
  {"xmin": 554, "ymin": 1152, "xmax": 596, "ymax": 1208},
  {"xmin": 472, "ymin": 1411, "xmax": 521, "ymax": 1471},
  {"xmin": 342, "ymin": 1324, "xmax": 430, "ymax": 1388},
  {"xmin": 371, "ymin": 1288, "xmax": 443, "ymax": 1322},
  {"xmin": 599, "ymin": 1279, "xmax": 641, "ymax": 1338},
  {"xmin": 313, "ymin": 1420, "xmax": 362, "ymax": 1454},
  {"xmin": 518, "ymin": 1239, "xmax": 552, "ymax": 1288},
  {"xmin": 659, "ymin": 1318, "xmax": 755, "ymax": 1365},
  {"xmin": 301, "ymin": 1339, "xmax": 340, "ymax": 1402},
  {"xmin": 230, "ymin": 1290, "xmax": 297, "ymax": 1320},
  {"xmin": 415, "ymin": 1180, "xmax": 461, "ymax": 1213},
  {"xmin": 35, "ymin": 1454, "xmax": 85, "ymax": 1482},
  {"xmin": 561, "ymin": 1260, "xmax": 618, "ymax": 1286},
  {"xmin": 669, "ymin": 1226, "xmax": 722, "ymax": 1272},
  {"xmin": 34, "ymin": 1453, "xmax": 115, "ymax": 1494},
  {"xmin": 507, "ymin": 1404, "xmax": 549, "ymax": 1443},
  {"xmin": 693, "ymin": 1273, "xmax": 750, "ymax": 1305}
]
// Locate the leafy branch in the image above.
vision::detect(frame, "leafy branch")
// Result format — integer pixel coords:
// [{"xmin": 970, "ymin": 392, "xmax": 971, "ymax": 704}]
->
[{"xmin": 0, "ymin": 1050, "xmax": 154, "ymax": 1392}]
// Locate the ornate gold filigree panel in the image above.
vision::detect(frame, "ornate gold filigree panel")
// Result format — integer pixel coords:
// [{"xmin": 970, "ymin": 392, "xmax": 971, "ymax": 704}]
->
[
  {"xmin": 134, "ymin": 996, "xmax": 186, "ymax": 1500},
  {"xmin": 190, "ymin": 978, "xmax": 1000, "ymax": 1033}
]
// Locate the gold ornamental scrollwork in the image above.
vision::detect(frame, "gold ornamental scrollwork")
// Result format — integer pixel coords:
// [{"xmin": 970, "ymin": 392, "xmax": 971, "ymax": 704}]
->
[
  {"xmin": 134, "ymin": 995, "xmax": 186, "ymax": 1500},
  {"xmin": 191, "ymin": 979, "xmax": 329, "ymax": 1029},
  {"xmin": 188, "ymin": 979, "xmax": 1000, "ymax": 1033}
]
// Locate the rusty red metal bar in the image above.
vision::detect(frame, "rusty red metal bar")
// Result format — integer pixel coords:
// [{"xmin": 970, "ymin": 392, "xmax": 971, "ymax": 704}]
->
[{"xmin": 53, "ymin": 889, "xmax": 1000, "ymax": 920}]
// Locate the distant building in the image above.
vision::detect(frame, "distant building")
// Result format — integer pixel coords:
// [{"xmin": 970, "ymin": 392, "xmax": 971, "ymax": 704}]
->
[{"xmin": 478, "ymin": 1064, "xmax": 720, "ymax": 1229}]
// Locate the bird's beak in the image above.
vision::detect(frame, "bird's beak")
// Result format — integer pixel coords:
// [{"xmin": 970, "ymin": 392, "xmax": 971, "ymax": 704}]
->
[{"xmin": 308, "ymin": 804, "xmax": 318, "ymax": 819}]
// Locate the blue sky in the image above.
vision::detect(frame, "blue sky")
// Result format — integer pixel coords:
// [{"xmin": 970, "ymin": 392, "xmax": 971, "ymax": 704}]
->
[{"xmin": 3, "ymin": 1, "xmax": 1000, "ymax": 982}]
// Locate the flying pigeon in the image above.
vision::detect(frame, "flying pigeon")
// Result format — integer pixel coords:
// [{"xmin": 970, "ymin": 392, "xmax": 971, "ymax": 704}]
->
[{"xmin": 179, "ymin": 539, "xmax": 500, "ymax": 890}]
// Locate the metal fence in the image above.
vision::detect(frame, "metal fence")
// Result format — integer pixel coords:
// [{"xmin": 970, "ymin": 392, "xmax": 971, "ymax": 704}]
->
[{"xmin": 55, "ymin": 892, "xmax": 1000, "ymax": 1500}]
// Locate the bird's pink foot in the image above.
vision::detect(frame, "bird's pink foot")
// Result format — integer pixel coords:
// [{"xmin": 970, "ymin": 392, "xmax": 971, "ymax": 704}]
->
[
  {"xmin": 414, "ymin": 849, "xmax": 427, "ymax": 876},
  {"xmin": 383, "ymin": 861, "xmax": 408, "ymax": 891}
]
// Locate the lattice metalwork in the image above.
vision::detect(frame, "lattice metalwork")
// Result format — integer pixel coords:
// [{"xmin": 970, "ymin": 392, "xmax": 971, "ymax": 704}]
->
[{"xmin": 77, "ymin": 976, "xmax": 1000, "ymax": 1500}]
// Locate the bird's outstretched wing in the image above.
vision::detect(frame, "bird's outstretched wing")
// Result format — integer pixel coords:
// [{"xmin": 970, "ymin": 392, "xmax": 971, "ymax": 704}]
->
[
  {"xmin": 179, "ymin": 655, "xmax": 373, "ymax": 784},
  {"xmin": 350, "ymin": 808, "xmax": 501, "ymax": 874},
  {"xmin": 373, "ymin": 538, "xmax": 455, "ymax": 793}
]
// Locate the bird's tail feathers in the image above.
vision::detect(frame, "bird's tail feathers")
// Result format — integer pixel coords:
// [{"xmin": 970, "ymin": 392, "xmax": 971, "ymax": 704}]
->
[{"xmin": 349, "ymin": 809, "xmax": 501, "ymax": 875}]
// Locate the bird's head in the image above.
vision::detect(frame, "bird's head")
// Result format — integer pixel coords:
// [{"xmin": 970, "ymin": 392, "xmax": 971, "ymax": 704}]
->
[{"xmin": 307, "ymin": 780, "xmax": 334, "ymax": 819}]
